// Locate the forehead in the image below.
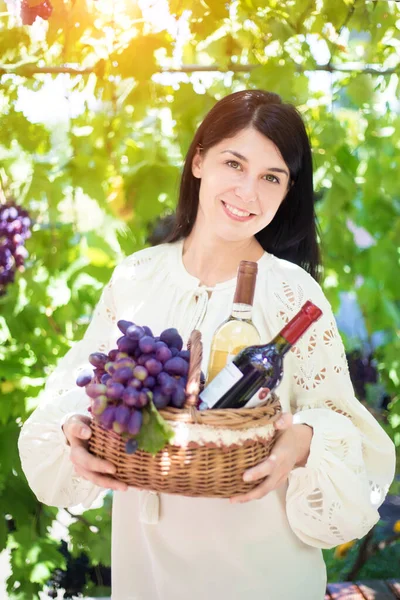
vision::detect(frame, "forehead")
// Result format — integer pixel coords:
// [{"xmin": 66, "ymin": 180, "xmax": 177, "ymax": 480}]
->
[{"xmin": 210, "ymin": 127, "xmax": 285, "ymax": 162}]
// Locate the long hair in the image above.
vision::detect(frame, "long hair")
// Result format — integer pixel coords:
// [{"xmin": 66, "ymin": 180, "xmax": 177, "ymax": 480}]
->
[{"xmin": 165, "ymin": 89, "xmax": 322, "ymax": 281}]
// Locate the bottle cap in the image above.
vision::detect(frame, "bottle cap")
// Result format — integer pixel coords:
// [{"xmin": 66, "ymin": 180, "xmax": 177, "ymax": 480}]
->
[
  {"xmin": 281, "ymin": 300, "xmax": 323, "ymax": 345},
  {"xmin": 234, "ymin": 261, "xmax": 258, "ymax": 306}
]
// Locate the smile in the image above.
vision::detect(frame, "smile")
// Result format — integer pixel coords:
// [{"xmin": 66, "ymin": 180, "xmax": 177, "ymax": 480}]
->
[{"xmin": 221, "ymin": 201, "xmax": 255, "ymax": 221}]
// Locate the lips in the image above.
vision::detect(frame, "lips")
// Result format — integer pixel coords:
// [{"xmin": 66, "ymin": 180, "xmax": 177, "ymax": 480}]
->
[{"xmin": 221, "ymin": 201, "xmax": 255, "ymax": 222}]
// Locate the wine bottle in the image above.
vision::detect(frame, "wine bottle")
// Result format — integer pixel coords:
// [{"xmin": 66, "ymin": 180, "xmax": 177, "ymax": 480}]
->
[
  {"xmin": 199, "ymin": 300, "xmax": 322, "ymax": 409},
  {"xmin": 206, "ymin": 261, "xmax": 261, "ymax": 385}
]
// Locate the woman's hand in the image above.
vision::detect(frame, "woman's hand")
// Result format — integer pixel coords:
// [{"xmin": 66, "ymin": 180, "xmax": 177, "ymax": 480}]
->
[
  {"xmin": 63, "ymin": 415, "xmax": 128, "ymax": 492},
  {"xmin": 229, "ymin": 413, "xmax": 313, "ymax": 504}
]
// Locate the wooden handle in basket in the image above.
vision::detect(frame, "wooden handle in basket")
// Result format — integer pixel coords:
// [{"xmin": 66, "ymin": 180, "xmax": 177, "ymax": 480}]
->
[{"xmin": 185, "ymin": 330, "xmax": 203, "ymax": 408}]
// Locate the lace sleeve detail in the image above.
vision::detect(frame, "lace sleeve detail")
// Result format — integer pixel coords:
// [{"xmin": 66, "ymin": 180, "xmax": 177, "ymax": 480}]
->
[
  {"xmin": 18, "ymin": 271, "xmax": 119, "ymax": 509},
  {"xmin": 272, "ymin": 275, "xmax": 396, "ymax": 548}
]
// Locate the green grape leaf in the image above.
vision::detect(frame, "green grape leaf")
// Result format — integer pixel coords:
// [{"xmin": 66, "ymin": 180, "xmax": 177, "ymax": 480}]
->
[{"xmin": 135, "ymin": 400, "xmax": 174, "ymax": 455}]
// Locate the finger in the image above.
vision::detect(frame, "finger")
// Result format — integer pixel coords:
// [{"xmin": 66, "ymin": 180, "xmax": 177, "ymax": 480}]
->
[
  {"xmin": 243, "ymin": 454, "xmax": 277, "ymax": 483},
  {"xmin": 74, "ymin": 465, "xmax": 128, "ymax": 492},
  {"xmin": 231, "ymin": 477, "xmax": 273, "ymax": 504},
  {"xmin": 63, "ymin": 416, "xmax": 92, "ymax": 445},
  {"xmin": 274, "ymin": 412, "xmax": 293, "ymax": 431},
  {"xmin": 258, "ymin": 387, "xmax": 271, "ymax": 400},
  {"xmin": 70, "ymin": 445, "xmax": 117, "ymax": 476},
  {"xmin": 231, "ymin": 470, "xmax": 286, "ymax": 504}
]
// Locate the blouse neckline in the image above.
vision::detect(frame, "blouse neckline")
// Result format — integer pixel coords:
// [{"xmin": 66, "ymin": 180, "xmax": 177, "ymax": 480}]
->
[{"xmin": 168, "ymin": 239, "xmax": 273, "ymax": 292}]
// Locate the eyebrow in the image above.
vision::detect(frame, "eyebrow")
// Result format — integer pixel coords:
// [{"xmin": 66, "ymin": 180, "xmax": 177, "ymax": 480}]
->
[{"xmin": 220, "ymin": 150, "xmax": 290, "ymax": 179}]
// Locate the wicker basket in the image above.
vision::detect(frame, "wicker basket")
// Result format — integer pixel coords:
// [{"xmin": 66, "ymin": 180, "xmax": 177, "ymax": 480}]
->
[{"xmin": 89, "ymin": 330, "xmax": 282, "ymax": 498}]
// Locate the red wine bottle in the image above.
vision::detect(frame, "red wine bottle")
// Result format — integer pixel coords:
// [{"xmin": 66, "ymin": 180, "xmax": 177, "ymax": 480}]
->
[{"xmin": 199, "ymin": 300, "xmax": 322, "ymax": 409}]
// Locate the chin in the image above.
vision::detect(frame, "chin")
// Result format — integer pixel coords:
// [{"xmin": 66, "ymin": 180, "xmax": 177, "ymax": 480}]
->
[{"xmin": 215, "ymin": 226, "xmax": 256, "ymax": 244}]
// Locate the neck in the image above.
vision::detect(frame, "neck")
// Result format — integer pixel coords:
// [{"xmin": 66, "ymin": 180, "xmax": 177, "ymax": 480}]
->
[{"xmin": 182, "ymin": 224, "xmax": 264, "ymax": 288}]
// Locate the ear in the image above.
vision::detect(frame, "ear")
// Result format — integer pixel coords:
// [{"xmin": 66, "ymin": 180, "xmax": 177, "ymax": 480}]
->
[{"xmin": 192, "ymin": 147, "xmax": 203, "ymax": 179}]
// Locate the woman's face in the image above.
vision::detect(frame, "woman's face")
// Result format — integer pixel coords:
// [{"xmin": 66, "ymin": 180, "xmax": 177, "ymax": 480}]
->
[{"xmin": 192, "ymin": 126, "xmax": 291, "ymax": 243}]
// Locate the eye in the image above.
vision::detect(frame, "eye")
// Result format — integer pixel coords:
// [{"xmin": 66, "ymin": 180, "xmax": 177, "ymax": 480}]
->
[
  {"xmin": 263, "ymin": 174, "xmax": 280, "ymax": 184},
  {"xmin": 225, "ymin": 160, "xmax": 242, "ymax": 170}
]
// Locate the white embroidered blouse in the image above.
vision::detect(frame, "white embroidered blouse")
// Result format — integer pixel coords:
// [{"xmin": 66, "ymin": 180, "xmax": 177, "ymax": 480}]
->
[{"xmin": 18, "ymin": 240, "xmax": 396, "ymax": 600}]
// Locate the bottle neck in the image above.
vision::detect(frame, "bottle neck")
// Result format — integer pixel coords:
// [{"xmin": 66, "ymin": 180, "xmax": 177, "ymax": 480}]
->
[
  {"xmin": 269, "ymin": 333, "xmax": 292, "ymax": 355},
  {"xmin": 231, "ymin": 302, "xmax": 253, "ymax": 321}
]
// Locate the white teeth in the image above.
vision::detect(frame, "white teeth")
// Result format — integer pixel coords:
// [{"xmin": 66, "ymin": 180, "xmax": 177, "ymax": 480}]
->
[{"xmin": 224, "ymin": 202, "xmax": 251, "ymax": 217}]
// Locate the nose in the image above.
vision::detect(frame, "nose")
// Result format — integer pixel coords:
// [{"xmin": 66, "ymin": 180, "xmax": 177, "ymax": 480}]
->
[{"xmin": 234, "ymin": 176, "xmax": 258, "ymax": 204}]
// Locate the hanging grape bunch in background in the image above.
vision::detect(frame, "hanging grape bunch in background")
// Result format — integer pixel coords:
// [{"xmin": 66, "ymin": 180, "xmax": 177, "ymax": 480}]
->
[
  {"xmin": 20, "ymin": 0, "xmax": 53, "ymax": 25},
  {"xmin": 0, "ymin": 200, "xmax": 31, "ymax": 297}
]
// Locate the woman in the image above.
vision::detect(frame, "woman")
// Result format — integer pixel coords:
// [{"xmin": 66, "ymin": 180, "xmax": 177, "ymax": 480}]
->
[{"xmin": 18, "ymin": 90, "xmax": 395, "ymax": 600}]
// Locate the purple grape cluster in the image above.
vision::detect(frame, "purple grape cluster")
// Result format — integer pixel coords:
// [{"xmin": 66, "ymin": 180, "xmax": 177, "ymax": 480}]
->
[
  {"xmin": 0, "ymin": 202, "xmax": 31, "ymax": 297},
  {"xmin": 76, "ymin": 321, "xmax": 190, "ymax": 454},
  {"xmin": 20, "ymin": 0, "xmax": 53, "ymax": 25}
]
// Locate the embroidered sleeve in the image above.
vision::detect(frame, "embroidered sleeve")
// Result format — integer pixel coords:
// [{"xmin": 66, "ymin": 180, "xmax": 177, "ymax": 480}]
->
[{"xmin": 274, "ymin": 276, "xmax": 396, "ymax": 548}]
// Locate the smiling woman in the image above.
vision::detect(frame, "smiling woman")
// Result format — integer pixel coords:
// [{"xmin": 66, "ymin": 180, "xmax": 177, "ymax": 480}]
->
[
  {"xmin": 167, "ymin": 89, "xmax": 320, "ymax": 282},
  {"xmin": 18, "ymin": 89, "xmax": 396, "ymax": 600}
]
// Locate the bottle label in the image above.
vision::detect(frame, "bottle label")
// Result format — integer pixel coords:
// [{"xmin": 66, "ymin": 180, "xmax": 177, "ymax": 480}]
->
[{"xmin": 199, "ymin": 362, "xmax": 243, "ymax": 408}]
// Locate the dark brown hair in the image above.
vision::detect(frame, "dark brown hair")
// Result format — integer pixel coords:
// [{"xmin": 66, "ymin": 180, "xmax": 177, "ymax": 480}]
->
[{"xmin": 166, "ymin": 89, "xmax": 322, "ymax": 281}]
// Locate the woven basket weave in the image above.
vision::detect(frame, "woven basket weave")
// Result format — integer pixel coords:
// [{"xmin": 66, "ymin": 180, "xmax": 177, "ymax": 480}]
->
[{"xmin": 89, "ymin": 330, "xmax": 282, "ymax": 498}]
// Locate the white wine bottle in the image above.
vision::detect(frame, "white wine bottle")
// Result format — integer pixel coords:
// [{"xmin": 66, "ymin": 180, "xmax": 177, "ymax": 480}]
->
[{"xmin": 206, "ymin": 261, "xmax": 260, "ymax": 385}]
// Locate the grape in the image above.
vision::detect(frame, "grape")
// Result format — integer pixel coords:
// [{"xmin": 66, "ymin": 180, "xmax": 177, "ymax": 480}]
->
[
  {"xmin": 106, "ymin": 382, "xmax": 125, "ymax": 401},
  {"xmin": 133, "ymin": 365, "xmax": 148, "ymax": 381},
  {"xmin": 92, "ymin": 395, "xmax": 108, "ymax": 416},
  {"xmin": 101, "ymin": 373, "xmax": 112, "ymax": 385},
  {"xmin": 170, "ymin": 347, "xmax": 179, "ymax": 357},
  {"xmin": 137, "ymin": 389, "xmax": 150, "ymax": 408},
  {"xmin": 117, "ymin": 336, "xmax": 137, "ymax": 355},
  {"xmin": 115, "ymin": 357, "xmax": 136, "ymax": 369},
  {"xmin": 108, "ymin": 349, "xmax": 119, "ymax": 361},
  {"xmin": 113, "ymin": 367, "xmax": 134, "ymax": 384},
  {"xmin": 85, "ymin": 383, "xmax": 107, "ymax": 398},
  {"xmin": 128, "ymin": 378, "xmax": 142, "ymax": 390},
  {"xmin": 159, "ymin": 328, "xmax": 183, "ymax": 351},
  {"xmin": 145, "ymin": 358, "xmax": 163, "ymax": 376},
  {"xmin": 164, "ymin": 357, "xmax": 189, "ymax": 377},
  {"xmin": 115, "ymin": 352, "xmax": 129, "ymax": 361},
  {"xmin": 104, "ymin": 361, "xmax": 116, "ymax": 375},
  {"xmin": 157, "ymin": 371, "xmax": 169, "ymax": 386},
  {"xmin": 155, "ymin": 344, "xmax": 172, "ymax": 364},
  {"xmin": 159, "ymin": 374, "xmax": 176, "ymax": 396},
  {"xmin": 157, "ymin": 371, "xmax": 176, "ymax": 396},
  {"xmin": 99, "ymin": 406, "xmax": 116, "ymax": 430},
  {"xmin": 76, "ymin": 370, "xmax": 93, "ymax": 387},
  {"xmin": 0, "ymin": 200, "xmax": 32, "ymax": 296},
  {"xmin": 143, "ymin": 375, "xmax": 156, "ymax": 389},
  {"xmin": 178, "ymin": 350, "xmax": 190, "ymax": 362},
  {"xmin": 127, "ymin": 410, "xmax": 142, "ymax": 435},
  {"xmin": 20, "ymin": 0, "xmax": 52, "ymax": 24},
  {"xmin": 153, "ymin": 388, "xmax": 170, "ymax": 409},
  {"xmin": 117, "ymin": 319, "xmax": 134, "ymax": 334},
  {"xmin": 138, "ymin": 353, "xmax": 155, "ymax": 366},
  {"xmin": 88, "ymin": 352, "xmax": 108, "ymax": 368},
  {"xmin": 171, "ymin": 385, "xmax": 186, "ymax": 408},
  {"xmin": 143, "ymin": 326, "xmax": 153, "ymax": 337},
  {"xmin": 139, "ymin": 335, "xmax": 156, "ymax": 354},
  {"xmin": 35, "ymin": 0, "xmax": 53, "ymax": 19},
  {"xmin": 126, "ymin": 324, "xmax": 145, "ymax": 341},
  {"xmin": 122, "ymin": 387, "xmax": 140, "ymax": 407},
  {"xmin": 125, "ymin": 438, "xmax": 139, "ymax": 454},
  {"xmin": 93, "ymin": 367, "xmax": 105, "ymax": 382},
  {"xmin": 113, "ymin": 405, "xmax": 131, "ymax": 434}
]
